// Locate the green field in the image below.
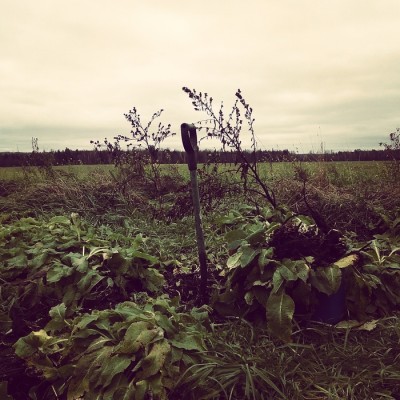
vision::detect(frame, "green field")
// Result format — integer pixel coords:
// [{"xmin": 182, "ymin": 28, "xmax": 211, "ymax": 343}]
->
[
  {"xmin": 1, "ymin": 160, "xmax": 400, "ymax": 399},
  {"xmin": 0, "ymin": 160, "xmax": 392, "ymax": 184}
]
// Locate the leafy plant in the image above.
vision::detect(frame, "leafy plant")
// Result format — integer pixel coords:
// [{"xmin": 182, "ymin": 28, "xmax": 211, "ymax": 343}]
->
[
  {"xmin": 14, "ymin": 296, "xmax": 210, "ymax": 399},
  {"xmin": 346, "ymin": 233, "xmax": 400, "ymax": 320},
  {"xmin": 0, "ymin": 214, "xmax": 165, "ymax": 336},
  {"xmin": 214, "ymin": 205, "xmax": 400, "ymax": 342}
]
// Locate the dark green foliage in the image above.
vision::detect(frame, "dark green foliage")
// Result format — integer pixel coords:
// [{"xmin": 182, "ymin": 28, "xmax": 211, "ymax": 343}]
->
[{"xmin": 213, "ymin": 205, "xmax": 400, "ymax": 342}]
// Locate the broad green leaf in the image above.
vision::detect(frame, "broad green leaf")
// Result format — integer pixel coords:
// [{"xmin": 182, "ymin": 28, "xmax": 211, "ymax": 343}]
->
[
  {"xmin": 310, "ymin": 266, "xmax": 342, "ymax": 295},
  {"xmin": 225, "ymin": 229, "xmax": 246, "ymax": 244},
  {"xmin": 266, "ymin": 291, "xmax": 295, "ymax": 342},
  {"xmin": 252, "ymin": 286, "xmax": 270, "ymax": 307},
  {"xmin": 155, "ymin": 313, "xmax": 177, "ymax": 336},
  {"xmin": 76, "ymin": 314, "xmax": 100, "ymax": 330},
  {"xmin": 189, "ymin": 306, "xmax": 209, "ymax": 322},
  {"xmin": 216, "ymin": 212, "xmax": 241, "ymax": 225},
  {"xmin": 96, "ymin": 355, "xmax": 132, "ymax": 388},
  {"xmin": 69, "ymin": 346, "xmax": 114, "ymax": 398},
  {"xmin": 57, "ymin": 239, "xmax": 80, "ymax": 250},
  {"xmin": 227, "ymin": 239, "xmax": 245, "ymax": 252},
  {"xmin": 170, "ymin": 333, "xmax": 205, "ymax": 351},
  {"xmin": 131, "ymin": 250, "xmax": 158, "ymax": 264},
  {"xmin": 146, "ymin": 374, "xmax": 165, "ymax": 397},
  {"xmin": 62, "ymin": 285, "xmax": 78, "ymax": 308},
  {"xmin": 246, "ymin": 227, "xmax": 266, "ymax": 246},
  {"xmin": 46, "ymin": 303, "xmax": 67, "ymax": 331},
  {"xmin": 47, "ymin": 263, "xmax": 73, "ymax": 283},
  {"xmin": 115, "ymin": 302, "xmax": 146, "ymax": 320},
  {"xmin": 102, "ymin": 374, "xmax": 130, "ymax": 400},
  {"xmin": 70, "ymin": 254, "xmax": 89, "ymax": 272},
  {"xmin": 136, "ymin": 339, "xmax": 171, "ymax": 380},
  {"xmin": 29, "ymin": 252, "xmax": 48, "ymax": 269},
  {"xmin": 272, "ymin": 269, "xmax": 284, "ymax": 294},
  {"xmin": 258, "ymin": 248, "xmax": 274, "ymax": 270},
  {"xmin": 293, "ymin": 260, "xmax": 310, "ymax": 282},
  {"xmin": 115, "ymin": 321, "xmax": 160, "ymax": 354},
  {"xmin": 277, "ymin": 263, "xmax": 297, "ymax": 281},
  {"xmin": 49, "ymin": 216, "xmax": 71, "ymax": 225},
  {"xmin": 14, "ymin": 330, "xmax": 52, "ymax": 358},
  {"xmin": 134, "ymin": 380, "xmax": 147, "ymax": 400},
  {"xmin": 144, "ymin": 268, "xmax": 165, "ymax": 292},
  {"xmin": 7, "ymin": 254, "xmax": 27, "ymax": 268},
  {"xmin": 240, "ymin": 245, "xmax": 260, "ymax": 268},
  {"xmin": 77, "ymin": 270, "xmax": 103, "ymax": 292}
]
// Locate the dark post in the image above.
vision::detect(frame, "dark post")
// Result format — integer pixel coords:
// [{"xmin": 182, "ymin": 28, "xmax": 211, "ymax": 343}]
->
[{"xmin": 181, "ymin": 123, "xmax": 208, "ymax": 304}]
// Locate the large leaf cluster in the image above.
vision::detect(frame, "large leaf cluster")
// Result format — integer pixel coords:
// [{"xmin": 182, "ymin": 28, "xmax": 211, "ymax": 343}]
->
[
  {"xmin": 0, "ymin": 215, "xmax": 165, "ymax": 335},
  {"xmin": 14, "ymin": 297, "xmax": 209, "ymax": 399},
  {"xmin": 346, "ymin": 234, "xmax": 400, "ymax": 320},
  {"xmin": 214, "ymin": 205, "xmax": 400, "ymax": 342}
]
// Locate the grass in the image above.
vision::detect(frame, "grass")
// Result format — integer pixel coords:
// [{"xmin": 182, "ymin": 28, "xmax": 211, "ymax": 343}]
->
[
  {"xmin": 173, "ymin": 316, "xmax": 400, "ymax": 399},
  {"xmin": 0, "ymin": 160, "xmax": 393, "ymax": 182},
  {"xmin": 0, "ymin": 164, "xmax": 115, "ymax": 181}
]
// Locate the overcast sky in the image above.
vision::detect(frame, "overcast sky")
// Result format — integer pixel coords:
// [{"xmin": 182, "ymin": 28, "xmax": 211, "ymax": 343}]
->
[{"xmin": 1, "ymin": 0, "xmax": 399, "ymax": 153}]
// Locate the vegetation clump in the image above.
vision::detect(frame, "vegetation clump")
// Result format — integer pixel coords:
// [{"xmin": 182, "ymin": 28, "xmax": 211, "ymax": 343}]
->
[{"xmin": 1, "ymin": 90, "xmax": 400, "ymax": 399}]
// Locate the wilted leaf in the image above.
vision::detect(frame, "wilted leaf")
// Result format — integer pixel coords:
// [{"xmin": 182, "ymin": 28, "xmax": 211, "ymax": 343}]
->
[
  {"xmin": 14, "ymin": 330, "xmax": 52, "ymax": 358},
  {"xmin": 335, "ymin": 319, "xmax": 378, "ymax": 331},
  {"xmin": 227, "ymin": 252, "xmax": 242, "ymax": 269},
  {"xmin": 334, "ymin": 254, "xmax": 360, "ymax": 269},
  {"xmin": 335, "ymin": 320, "xmax": 362, "ymax": 329},
  {"xmin": 357, "ymin": 320, "xmax": 379, "ymax": 331}
]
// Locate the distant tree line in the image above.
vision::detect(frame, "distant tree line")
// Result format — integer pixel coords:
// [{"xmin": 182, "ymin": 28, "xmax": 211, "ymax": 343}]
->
[{"xmin": 0, "ymin": 147, "xmax": 398, "ymax": 167}]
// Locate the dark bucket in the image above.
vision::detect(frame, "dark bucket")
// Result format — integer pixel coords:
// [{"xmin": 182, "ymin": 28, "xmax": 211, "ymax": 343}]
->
[{"xmin": 312, "ymin": 280, "xmax": 347, "ymax": 324}]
